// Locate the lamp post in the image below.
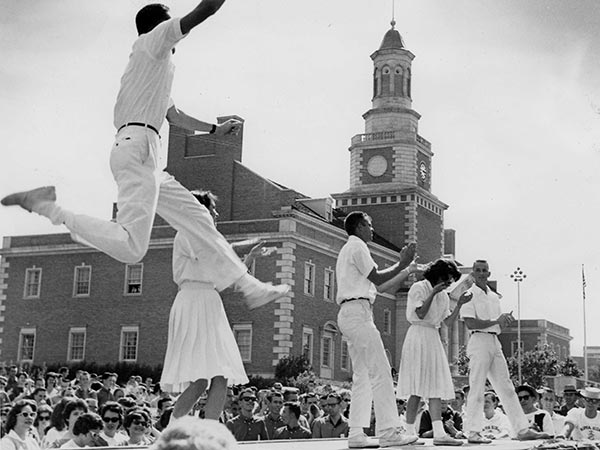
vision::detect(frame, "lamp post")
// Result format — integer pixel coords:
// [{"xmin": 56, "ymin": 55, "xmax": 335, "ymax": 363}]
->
[{"xmin": 510, "ymin": 267, "xmax": 526, "ymax": 385}]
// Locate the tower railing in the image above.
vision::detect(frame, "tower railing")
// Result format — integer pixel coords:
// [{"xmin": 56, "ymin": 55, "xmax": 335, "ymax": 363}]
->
[{"xmin": 351, "ymin": 131, "xmax": 431, "ymax": 147}]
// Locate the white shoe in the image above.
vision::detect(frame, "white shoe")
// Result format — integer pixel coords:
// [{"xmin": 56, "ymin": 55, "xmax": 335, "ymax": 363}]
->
[
  {"xmin": 348, "ymin": 432, "xmax": 380, "ymax": 448},
  {"xmin": 1, "ymin": 186, "xmax": 56, "ymax": 212},
  {"xmin": 379, "ymin": 430, "xmax": 418, "ymax": 447},
  {"xmin": 433, "ymin": 434, "xmax": 464, "ymax": 446},
  {"xmin": 235, "ymin": 274, "xmax": 290, "ymax": 310}
]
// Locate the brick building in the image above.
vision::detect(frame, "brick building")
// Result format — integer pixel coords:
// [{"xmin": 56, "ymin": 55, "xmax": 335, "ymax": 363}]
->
[
  {"xmin": 0, "ymin": 23, "xmax": 466, "ymax": 381},
  {"xmin": 498, "ymin": 319, "xmax": 572, "ymax": 361}
]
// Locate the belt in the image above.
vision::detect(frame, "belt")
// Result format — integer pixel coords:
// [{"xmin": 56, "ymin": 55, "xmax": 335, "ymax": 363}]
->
[
  {"xmin": 471, "ymin": 331, "xmax": 499, "ymax": 336},
  {"xmin": 118, "ymin": 122, "xmax": 160, "ymax": 136},
  {"xmin": 340, "ymin": 297, "xmax": 370, "ymax": 305}
]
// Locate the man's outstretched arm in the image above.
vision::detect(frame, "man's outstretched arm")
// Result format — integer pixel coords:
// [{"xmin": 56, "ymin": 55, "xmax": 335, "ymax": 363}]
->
[
  {"xmin": 166, "ymin": 105, "xmax": 241, "ymax": 135},
  {"xmin": 180, "ymin": 0, "xmax": 227, "ymax": 35}
]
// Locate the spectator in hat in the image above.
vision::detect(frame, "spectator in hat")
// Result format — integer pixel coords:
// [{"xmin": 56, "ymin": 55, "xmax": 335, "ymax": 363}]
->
[
  {"xmin": 538, "ymin": 388, "xmax": 565, "ymax": 436},
  {"xmin": 516, "ymin": 385, "xmax": 554, "ymax": 437},
  {"xmin": 557, "ymin": 385, "xmax": 579, "ymax": 417},
  {"xmin": 563, "ymin": 387, "xmax": 600, "ymax": 440}
]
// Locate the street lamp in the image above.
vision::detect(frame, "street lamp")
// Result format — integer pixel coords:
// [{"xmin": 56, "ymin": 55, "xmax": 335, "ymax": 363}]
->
[{"xmin": 510, "ymin": 267, "xmax": 527, "ymax": 385}]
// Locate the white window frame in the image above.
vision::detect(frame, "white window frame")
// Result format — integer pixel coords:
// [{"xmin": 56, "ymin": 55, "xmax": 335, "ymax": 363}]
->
[
  {"xmin": 67, "ymin": 327, "xmax": 87, "ymax": 362},
  {"xmin": 23, "ymin": 267, "xmax": 42, "ymax": 299},
  {"xmin": 302, "ymin": 327, "xmax": 314, "ymax": 365},
  {"xmin": 341, "ymin": 337, "xmax": 350, "ymax": 371},
  {"xmin": 304, "ymin": 261, "xmax": 315, "ymax": 296},
  {"xmin": 233, "ymin": 324, "xmax": 253, "ymax": 362},
  {"xmin": 119, "ymin": 326, "xmax": 139, "ymax": 362},
  {"xmin": 124, "ymin": 264, "xmax": 143, "ymax": 296},
  {"xmin": 18, "ymin": 328, "xmax": 36, "ymax": 362},
  {"xmin": 383, "ymin": 309, "xmax": 392, "ymax": 335},
  {"xmin": 323, "ymin": 268, "xmax": 335, "ymax": 302},
  {"xmin": 73, "ymin": 264, "xmax": 92, "ymax": 297}
]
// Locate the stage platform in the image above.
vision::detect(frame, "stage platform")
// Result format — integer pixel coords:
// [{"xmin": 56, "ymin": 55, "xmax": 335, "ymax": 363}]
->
[{"xmin": 237, "ymin": 437, "xmax": 550, "ymax": 449}]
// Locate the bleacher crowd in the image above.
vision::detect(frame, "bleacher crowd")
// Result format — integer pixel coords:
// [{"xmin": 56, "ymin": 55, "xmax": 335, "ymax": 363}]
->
[{"xmin": 2, "ymin": 363, "xmax": 600, "ymax": 449}]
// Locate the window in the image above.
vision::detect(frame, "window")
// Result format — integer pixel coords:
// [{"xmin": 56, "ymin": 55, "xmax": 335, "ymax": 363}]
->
[
  {"xmin": 120, "ymin": 326, "xmax": 139, "ymax": 362},
  {"xmin": 304, "ymin": 262, "xmax": 315, "ymax": 296},
  {"xmin": 18, "ymin": 328, "xmax": 36, "ymax": 362},
  {"xmin": 383, "ymin": 309, "xmax": 392, "ymax": 335},
  {"xmin": 511, "ymin": 340, "xmax": 524, "ymax": 357},
  {"xmin": 341, "ymin": 338, "xmax": 350, "ymax": 371},
  {"xmin": 321, "ymin": 335, "xmax": 333, "ymax": 368},
  {"xmin": 302, "ymin": 327, "xmax": 314, "ymax": 365},
  {"xmin": 24, "ymin": 267, "xmax": 42, "ymax": 298},
  {"xmin": 323, "ymin": 269, "xmax": 335, "ymax": 301},
  {"xmin": 73, "ymin": 265, "xmax": 91, "ymax": 297},
  {"xmin": 233, "ymin": 324, "xmax": 253, "ymax": 362},
  {"xmin": 124, "ymin": 264, "xmax": 143, "ymax": 295},
  {"xmin": 68, "ymin": 327, "xmax": 86, "ymax": 361}
]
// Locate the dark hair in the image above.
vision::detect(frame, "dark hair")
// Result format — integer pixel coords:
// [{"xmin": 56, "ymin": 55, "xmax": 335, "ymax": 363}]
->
[
  {"xmin": 32, "ymin": 387, "xmax": 47, "ymax": 397},
  {"xmin": 49, "ymin": 396, "xmax": 74, "ymax": 431},
  {"xmin": 123, "ymin": 408, "xmax": 151, "ymax": 431},
  {"xmin": 282, "ymin": 390, "xmax": 298, "ymax": 401},
  {"xmin": 63, "ymin": 398, "xmax": 89, "ymax": 425},
  {"xmin": 191, "ymin": 190, "xmax": 218, "ymax": 210},
  {"xmin": 484, "ymin": 391, "xmax": 498, "ymax": 403},
  {"xmin": 33, "ymin": 404, "xmax": 53, "ymax": 428},
  {"xmin": 344, "ymin": 211, "xmax": 369, "ymax": 236},
  {"xmin": 158, "ymin": 406, "xmax": 174, "ymax": 430},
  {"xmin": 6, "ymin": 399, "xmax": 37, "ymax": 433},
  {"xmin": 283, "ymin": 402, "xmax": 301, "ymax": 420},
  {"xmin": 327, "ymin": 392, "xmax": 342, "ymax": 403},
  {"xmin": 454, "ymin": 390, "xmax": 465, "ymax": 400},
  {"xmin": 136, "ymin": 4, "xmax": 171, "ymax": 35},
  {"xmin": 267, "ymin": 391, "xmax": 283, "ymax": 403},
  {"xmin": 157, "ymin": 397, "xmax": 173, "ymax": 411},
  {"xmin": 117, "ymin": 397, "xmax": 137, "ymax": 410},
  {"xmin": 100, "ymin": 402, "xmax": 123, "ymax": 425},
  {"xmin": 423, "ymin": 259, "xmax": 461, "ymax": 285},
  {"xmin": 73, "ymin": 413, "xmax": 103, "ymax": 436}
]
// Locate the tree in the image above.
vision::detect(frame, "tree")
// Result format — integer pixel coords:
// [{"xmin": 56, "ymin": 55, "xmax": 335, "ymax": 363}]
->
[
  {"xmin": 506, "ymin": 345, "xmax": 559, "ymax": 387},
  {"xmin": 274, "ymin": 354, "xmax": 312, "ymax": 384},
  {"xmin": 559, "ymin": 357, "xmax": 584, "ymax": 378},
  {"xmin": 454, "ymin": 345, "xmax": 470, "ymax": 376}
]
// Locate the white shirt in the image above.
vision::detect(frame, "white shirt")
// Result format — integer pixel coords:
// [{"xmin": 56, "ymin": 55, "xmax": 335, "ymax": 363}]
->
[
  {"xmin": 113, "ymin": 18, "xmax": 186, "ymax": 131},
  {"xmin": 58, "ymin": 440, "xmax": 80, "ymax": 449},
  {"xmin": 460, "ymin": 284, "xmax": 502, "ymax": 334},
  {"xmin": 406, "ymin": 280, "xmax": 450, "ymax": 328},
  {"xmin": 0, "ymin": 430, "xmax": 41, "ymax": 450},
  {"xmin": 565, "ymin": 407, "xmax": 600, "ymax": 440},
  {"xmin": 98, "ymin": 432, "xmax": 128, "ymax": 447},
  {"xmin": 335, "ymin": 236, "xmax": 377, "ymax": 304},
  {"xmin": 524, "ymin": 409, "xmax": 555, "ymax": 436},
  {"xmin": 481, "ymin": 410, "xmax": 513, "ymax": 439}
]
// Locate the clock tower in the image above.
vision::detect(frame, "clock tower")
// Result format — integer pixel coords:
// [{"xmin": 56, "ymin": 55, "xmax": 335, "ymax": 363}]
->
[{"xmin": 332, "ymin": 21, "xmax": 447, "ymax": 262}]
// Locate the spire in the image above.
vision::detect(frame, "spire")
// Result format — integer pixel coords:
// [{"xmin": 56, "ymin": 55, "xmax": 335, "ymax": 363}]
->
[{"xmin": 379, "ymin": 21, "xmax": 405, "ymax": 50}]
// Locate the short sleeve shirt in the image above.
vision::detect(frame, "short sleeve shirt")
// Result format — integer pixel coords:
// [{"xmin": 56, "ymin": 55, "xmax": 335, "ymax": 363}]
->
[
  {"xmin": 114, "ymin": 18, "xmax": 186, "ymax": 130},
  {"xmin": 565, "ymin": 408, "xmax": 600, "ymax": 440},
  {"xmin": 460, "ymin": 284, "xmax": 502, "ymax": 334},
  {"xmin": 406, "ymin": 280, "xmax": 450, "ymax": 327},
  {"xmin": 335, "ymin": 236, "xmax": 377, "ymax": 304}
]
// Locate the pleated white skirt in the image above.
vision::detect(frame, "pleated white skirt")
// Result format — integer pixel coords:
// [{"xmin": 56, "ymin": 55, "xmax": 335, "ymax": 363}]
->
[
  {"xmin": 160, "ymin": 283, "xmax": 249, "ymax": 392},
  {"xmin": 396, "ymin": 324, "xmax": 454, "ymax": 400}
]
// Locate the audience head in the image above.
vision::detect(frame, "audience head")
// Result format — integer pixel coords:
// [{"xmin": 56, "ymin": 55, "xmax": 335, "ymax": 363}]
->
[
  {"xmin": 151, "ymin": 416, "xmax": 237, "ymax": 450},
  {"xmin": 6, "ymin": 399, "xmax": 37, "ymax": 433}
]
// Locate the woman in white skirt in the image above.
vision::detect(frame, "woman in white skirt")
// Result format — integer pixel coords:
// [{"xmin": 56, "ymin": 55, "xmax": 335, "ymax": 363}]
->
[
  {"xmin": 397, "ymin": 259, "xmax": 472, "ymax": 446},
  {"xmin": 161, "ymin": 191, "xmax": 270, "ymax": 421}
]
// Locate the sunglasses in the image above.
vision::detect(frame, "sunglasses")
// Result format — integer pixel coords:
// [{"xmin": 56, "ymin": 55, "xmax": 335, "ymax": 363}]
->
[
  {"xmin": 585, "ymin": 398, "xmax": 600, "ymax": 403},
  {"xmin": 518, "ymin": 395, "xmax": 531, "ymax": 401},
  {"xmin": 39, "ymin": 416, "xmax": 51, "ymax": 421},
  {"xmin": 241, "ymin": 397, "xmax": 256, "ymax": 402},
  {"xmin": 19, "ymin": 412, "xmax": 37, "ymax": 418},
  {"xmin": 132, "ymin": 419, "xmax": 148, "ymax": 427},
  {"xmin": 103, "ymin": 417, "xmax": 120, "ymax": 423}
]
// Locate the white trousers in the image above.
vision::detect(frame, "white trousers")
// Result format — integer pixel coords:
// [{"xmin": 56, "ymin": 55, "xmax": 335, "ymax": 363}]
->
[
  {"xmin": 464, "ymin": 333, "xmax": 528, "ymax": 434},
  {"xmin": 337, "ymin": 300, "xmax": 400, "ymax": 434},
  {"xmin": 55, "ymin": 127, "xmax": 246, "ymax": 290}
]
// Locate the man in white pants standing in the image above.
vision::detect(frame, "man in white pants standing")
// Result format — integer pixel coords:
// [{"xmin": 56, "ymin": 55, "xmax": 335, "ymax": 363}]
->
[
  {"xmin": 460, "ymin": 260, "xmax": 542, "ymax": 443},
  {"xmin": 336, "ymin": 211, "xmax": 420, "ymax": 448},
  {"xmin": 2, "ymin": 0, "xmax": 288, "ymax": 307}
]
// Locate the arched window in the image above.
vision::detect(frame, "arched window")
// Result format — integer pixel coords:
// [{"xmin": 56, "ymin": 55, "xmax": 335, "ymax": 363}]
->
[
  {"xmin": 406, "ymin": 67, "xmax": 412, "ymax": 98},
  {"xmin": 381, "ymin": 66, "xmax": 391, "ymax": 95},
  {"xmin": 394, "ymin": 66, "xmax": 403, "ymax": 96},
  {"xmin": 373, "ymin": 68, "xmax": 380, "ymax": 97}
]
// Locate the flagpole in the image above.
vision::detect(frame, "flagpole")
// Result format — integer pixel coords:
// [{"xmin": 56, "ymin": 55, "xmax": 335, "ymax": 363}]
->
[{"xmin": 583, "ymin": 264, "xmax": 588, "ymax": 383}]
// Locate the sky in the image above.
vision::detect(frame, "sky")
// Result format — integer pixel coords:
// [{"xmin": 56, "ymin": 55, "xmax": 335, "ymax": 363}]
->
[{"xmin": 1, "ymin": 0, "xmax": 599, "ymax": 357}]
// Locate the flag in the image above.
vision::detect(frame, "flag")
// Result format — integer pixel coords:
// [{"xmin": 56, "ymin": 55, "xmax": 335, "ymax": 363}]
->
[{"xmin": 582, "ymin": 264, "xmax": 587, "ymax": 301}]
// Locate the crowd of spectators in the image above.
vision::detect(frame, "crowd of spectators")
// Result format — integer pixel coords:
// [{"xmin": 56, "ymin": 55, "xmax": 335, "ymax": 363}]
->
[{"xmin": 2, "ymin": 363, "xmax": 600, "ymax": 448}]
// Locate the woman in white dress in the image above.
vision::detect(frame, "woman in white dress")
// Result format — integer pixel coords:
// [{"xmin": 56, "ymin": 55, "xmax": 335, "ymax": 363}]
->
[
  {"xmin": 161, "ymin": 191, "xmax": 271, "ymax": 420},
  {"xmin": 397, "ymin": 259, "xmax": 472, "ymax": 446}
]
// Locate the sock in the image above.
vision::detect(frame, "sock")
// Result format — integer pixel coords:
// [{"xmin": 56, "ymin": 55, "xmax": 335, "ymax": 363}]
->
[
  {"xmin": 349, "ymin": 427, "xmax": 363, "ymax": 438},
  {"xmin": 405, "ymin": 422, "xmax": 416, "ymax": 436},
  {"xmin": 432, "ymin": 420, "xmax": 445, "ymax": 438},
  {"xmin": 33, "ymin": 201, "xmax": 68, "ymax": 226}
]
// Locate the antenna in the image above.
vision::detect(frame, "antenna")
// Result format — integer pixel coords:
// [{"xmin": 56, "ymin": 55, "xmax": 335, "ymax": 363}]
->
[{"xmin": 391, "ymin": 0, "xmax": 396, "ymax": 28}]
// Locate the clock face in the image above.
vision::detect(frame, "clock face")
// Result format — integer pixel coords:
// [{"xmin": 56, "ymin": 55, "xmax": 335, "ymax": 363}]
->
[
  {"xmin": 367, "ymin": 155, "xmax": 388, "ymax": 177},
  {"xmin": 419, "ymin": 161, "xmax": 428, "ymax": 181}
]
